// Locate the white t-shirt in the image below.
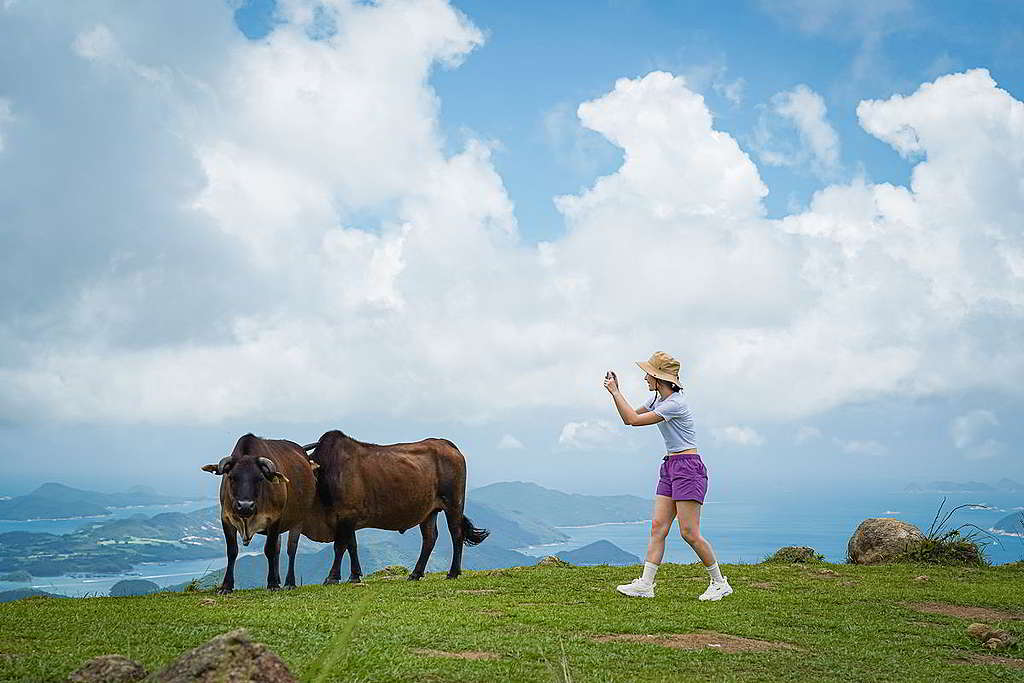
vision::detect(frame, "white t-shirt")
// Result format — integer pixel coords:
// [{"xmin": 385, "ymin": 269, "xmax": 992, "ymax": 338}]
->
[{"xmin": 641, "ymin": 390, "xmax": 698, "ymax": 453}]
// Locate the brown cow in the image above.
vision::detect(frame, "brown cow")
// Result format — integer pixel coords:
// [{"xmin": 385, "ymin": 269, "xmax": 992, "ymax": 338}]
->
[
  {"xmin": 304, "ymin": 429, "xmax": 489, "ymax": 583},
  {"xmin": 201, "ymin": 434, "xmax": 318, "ymax": 593}
]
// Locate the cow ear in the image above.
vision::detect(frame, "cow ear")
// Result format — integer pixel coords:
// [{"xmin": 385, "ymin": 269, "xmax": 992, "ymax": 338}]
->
[
  {"xmin": 266, "ymin": 471, "xmax": 290, "ymax": 484},
  {"xmin": 201, "ymin": 464, "xmax": 220, "ymax": 474}
]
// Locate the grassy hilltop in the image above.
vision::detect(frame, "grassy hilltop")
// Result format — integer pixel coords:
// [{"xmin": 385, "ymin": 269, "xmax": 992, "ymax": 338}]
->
[{"xmin": 1, "ymin": 561, "xmax": 1022, "ymax": 682}]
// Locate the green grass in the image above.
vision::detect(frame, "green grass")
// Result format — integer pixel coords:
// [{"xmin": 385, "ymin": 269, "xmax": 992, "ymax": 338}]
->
[{"xmin": 1, "ymin": 562, "xmax": 1022, "ymax": 682}]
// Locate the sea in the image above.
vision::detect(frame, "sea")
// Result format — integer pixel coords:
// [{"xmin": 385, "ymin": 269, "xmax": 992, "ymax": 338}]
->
[{"xmin": 1, "ymin": 492, "xmax": 1020, "ymax": 597}]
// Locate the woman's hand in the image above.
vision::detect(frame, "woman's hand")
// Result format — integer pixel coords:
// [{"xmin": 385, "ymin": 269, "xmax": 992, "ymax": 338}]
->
[{"xmin": 603, "ymin": 370, "xmax": 619, "ymax": 395}]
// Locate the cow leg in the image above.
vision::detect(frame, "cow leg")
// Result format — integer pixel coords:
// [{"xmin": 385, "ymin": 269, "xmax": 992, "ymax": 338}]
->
[
  {"xmin": 443, "ymin": 507, "xmax": 465, "ymax": 579},
  {"xmin": 284, "ymin": 528, "xmax": 300, "ymax": 589},
  {"xmin": 408, "ymin": 510, "xmax": 439, "ymax": 581},
  {"xmin": 347, "ymin": 528, "xmax": 362, "ymax": 583},
  {"xmin": 264, "ymin": 524, "xmax": 282, "ymax": 590},
  {"xmin": 218, "ymin": 520, "xmax": 238, "ymax": 594},
  {"xmin": 324, "ymin": 522, "xmax": 351, "ymax": 585}
]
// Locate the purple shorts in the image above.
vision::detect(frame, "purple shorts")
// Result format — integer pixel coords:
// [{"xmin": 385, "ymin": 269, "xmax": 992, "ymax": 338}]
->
[{"xmin": 656, "ymin": 453, "xmax": 707, "ymax": 503}]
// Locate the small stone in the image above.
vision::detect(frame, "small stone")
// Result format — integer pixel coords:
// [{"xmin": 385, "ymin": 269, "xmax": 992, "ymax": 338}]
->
[
  {"xmin": 913, "ymin": 575, "xmax": 930, "ymax": 582},
  {"xmin": 200, "ymin": 598, "xmax": 216, "ymax": 606},
  {"xmin": 817, "ymin": 569, "xmax": 839, "ymax": 576},
  {"xmin": 67, "ymin": 654, "xmax": 147, "ymax": 682}
]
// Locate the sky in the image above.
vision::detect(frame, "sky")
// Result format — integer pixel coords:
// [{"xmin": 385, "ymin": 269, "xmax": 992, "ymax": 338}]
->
[{"xmin": 1, "ymin": 0, "xmax": 1022, "ymax": 500}]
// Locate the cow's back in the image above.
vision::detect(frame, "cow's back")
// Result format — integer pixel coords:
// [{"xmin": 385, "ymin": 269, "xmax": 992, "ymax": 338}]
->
[{"xmin": 310, "ymin": 432, "xmax": 464, "ymax": 532}]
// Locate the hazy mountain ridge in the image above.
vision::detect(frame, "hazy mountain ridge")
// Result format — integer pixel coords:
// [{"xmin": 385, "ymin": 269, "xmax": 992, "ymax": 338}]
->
[
  {"xmin": 904, "ymin": 478, "xmax": 1023, "ymax": 493},
  {"xmin": 0, "ymin": 482, "xmax": 205, "ymax": 521}
]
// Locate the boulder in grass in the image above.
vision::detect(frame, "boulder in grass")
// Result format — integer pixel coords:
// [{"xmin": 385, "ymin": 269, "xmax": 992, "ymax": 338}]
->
[
  {"xmin": 148, "ymin": 629, "xmax": 296, "ymax": 683},
  {"xmin": 763, "ymin": 546, "xmax": 820, "ymax": 564},
  {"xmin": 67, "ymin": 654, "xmax": 147, "ymax": 682},
  {"xmin": 537, "ymin": 556, "xmax": 573, "ymax": 568},
  {"xmin": 847, "ymin": 519, "xmax": 925, "ymax": 565}
]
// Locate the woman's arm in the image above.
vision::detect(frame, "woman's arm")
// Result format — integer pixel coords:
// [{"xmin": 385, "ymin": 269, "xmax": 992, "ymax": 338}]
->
[{"xmin": 604, "ymin": 373, "xmax": 664, "ymax": 426}]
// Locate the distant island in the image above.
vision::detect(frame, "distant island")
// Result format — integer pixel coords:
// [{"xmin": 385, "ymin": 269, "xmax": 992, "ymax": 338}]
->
[
  {"xmin": 991, "ymin": 510, "xmax": 1024, "ymax": 537},
  {"xmin": 0, "ymin": 482, "xmax": 206, "ymax": 521},
  {"xmin": 903, "ymin": 478, "xmax": 1023, "ymax": 494}
]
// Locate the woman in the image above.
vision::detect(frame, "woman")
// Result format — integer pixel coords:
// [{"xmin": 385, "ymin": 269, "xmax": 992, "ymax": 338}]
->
[{"xmin": 603, "ymin": 351, "xmax": 731, "ymax": 601}]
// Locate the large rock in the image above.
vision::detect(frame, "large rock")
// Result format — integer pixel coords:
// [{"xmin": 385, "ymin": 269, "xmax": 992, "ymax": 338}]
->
[
  {"xmin": 148, "ymin": 629, "xmax": 296, "ymax": 682},
  {"xmin": 847, "ymin": 518, "xmax": 925, "ymax": 564},
  {"xmin": 67, "ymin": 654, "xmax": 147, "ymax": 682}
]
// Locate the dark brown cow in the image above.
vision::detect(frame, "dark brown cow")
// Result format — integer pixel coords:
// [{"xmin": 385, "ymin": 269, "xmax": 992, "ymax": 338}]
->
[
  {"xmin": 304, "ymin": 429, "xmax": 488, "ymax": 583},
  {"xmin": 201, "ymin": 434, "xmax": 318, "ymax": 593}
]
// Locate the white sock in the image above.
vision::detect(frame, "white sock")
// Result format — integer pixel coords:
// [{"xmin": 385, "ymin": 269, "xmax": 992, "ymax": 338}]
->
[
  {"xmin": 641, "ymin": 561, "xmax": 659, "ymax": 585},
  {"xmin": 705, "ymin": 562, "xmax": 725, "ymax": 583}
]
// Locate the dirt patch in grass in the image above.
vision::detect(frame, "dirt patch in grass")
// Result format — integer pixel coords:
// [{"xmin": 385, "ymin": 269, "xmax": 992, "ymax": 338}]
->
[
  {"xmin": 413, "ymin": 648, "xmax": 501, "ymax": 660},
  {"xmin": 594, "ymin": 632, "xmax": 800, "ymax": 653},
  {"xmin": 457, "ymin": 589, "xmax": 499, "ymax": 595},
  {"xmin": 909, "ymin": 602, "xmax": 1024, "ymax": 621},
  {"xmin": 954, "ymin": 654, "xmax": 1024, "ymax": 670}
]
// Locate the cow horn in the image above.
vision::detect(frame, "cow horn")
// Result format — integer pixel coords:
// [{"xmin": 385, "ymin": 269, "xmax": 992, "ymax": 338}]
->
[
  {"xmin": 201, "ymin": 456, "xmax": 234, "ymax": 475},
  {"xmin": 258, "ymin": 457, "xmax": 289, "ymax": 484}
]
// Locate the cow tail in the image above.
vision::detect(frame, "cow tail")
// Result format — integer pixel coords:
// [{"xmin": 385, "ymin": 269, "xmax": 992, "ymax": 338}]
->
[{"xmin": 461, "ymin": 516, "xmax": 490, "ymax": 546}]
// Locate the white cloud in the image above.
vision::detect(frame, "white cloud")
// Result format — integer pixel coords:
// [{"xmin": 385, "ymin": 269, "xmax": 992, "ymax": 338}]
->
[
  {"xmin": 795, "ymin": 426, "xmax": 822, "ymax": 443},
  {"xmin": 1, "ymin": 0, "xmax": 1023, "ymax": 441},
  {"xmin": 72, "ymin": 24, "xmax": 118, "ymax": 61},
  {"xmin": 755, "ymin": 84, "xmax": 840, "ymax": 176},
  {"xmin": 557, "ymin": 420, "xmax": 621, "ymax": 450},
  {"xmin": 712, "ymin": 426, "xmax": 765, "ymax": 446},
  {"xmin": 836, "ymin": 439, "xmax": 888, "ymax": 457},
  {"xmin": 715, "ymin": 77, "xmax": 746, "ymax": 106},
  {"xmin": 497, "ymin": 434, "xmax": 524, "ymax": 450},
  {"xmin": 950, "ymin": 409, "xmax": 1003, "ymax": 459}
]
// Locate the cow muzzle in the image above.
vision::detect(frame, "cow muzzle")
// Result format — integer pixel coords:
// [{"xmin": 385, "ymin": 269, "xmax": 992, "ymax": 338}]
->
[{"xmin": 234, "ymin": 500, "xmax": 256, "ymax": 518}]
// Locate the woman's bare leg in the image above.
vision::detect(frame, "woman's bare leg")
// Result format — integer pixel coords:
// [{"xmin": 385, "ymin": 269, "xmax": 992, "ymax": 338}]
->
[
  {"xmin": 644, "ymin": 495, "xmax": 677, "ymax": 564},
  {"xmin": 675, "ymin": 500, "xmax": 716, "ymax": 566}
]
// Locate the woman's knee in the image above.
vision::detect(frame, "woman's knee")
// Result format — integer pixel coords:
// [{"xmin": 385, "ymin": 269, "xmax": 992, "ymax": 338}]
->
[
  {"xmin": 650, "ymin": 518, "xmax": 672, "ymax": 539},
  {"xmin": 679, "ymin": 525, "xmax": 701, "ymax": 543}
]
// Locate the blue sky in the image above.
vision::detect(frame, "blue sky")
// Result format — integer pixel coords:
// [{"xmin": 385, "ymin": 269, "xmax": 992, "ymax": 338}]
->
[{"xmin": 0, "ymin": 0, "xmax": 1022, "ymax": 498}]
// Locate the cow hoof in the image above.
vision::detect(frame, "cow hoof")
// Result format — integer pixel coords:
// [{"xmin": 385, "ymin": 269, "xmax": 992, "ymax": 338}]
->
[
  {"xmin": 283, "ymin": 584, "xmax": 297, "ymax": 591},
  {"xmin": 446, "ymin": 573, "xmax": 460, "ymax": 580},
  {"xmin": 347, "ymin": 576, "xmax": 362, "ymax": 584},
  {"xmin": 323, "ymin": 578, "xmax": 340, "ymax": 585},
  {"xmin": 216, "ymin": 586, "xmax": 233, "ymax": 595},
  {"xmin": 406, "ymin": 574, "xmax": 422, "ymax": 581},
  {"xmin": 267, "ymin": 585, "xmax": 281, "ymax": 591}
]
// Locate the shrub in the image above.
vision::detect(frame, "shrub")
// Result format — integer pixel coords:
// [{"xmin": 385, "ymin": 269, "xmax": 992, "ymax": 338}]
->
[{"xmin": 895, "ymin": 499, "xmax": 991, "ymax": 567}]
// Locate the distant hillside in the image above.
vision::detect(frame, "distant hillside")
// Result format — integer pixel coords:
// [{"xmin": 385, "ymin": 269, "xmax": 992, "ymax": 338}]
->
[
  {"xmin": 0, "ymin": 506, "xmax": 224, "ymax": 576},
  {"xmin": 470, "ymin": 481, "xmax": 651, "ymax": 527},
  {"xmin": 0, "ymin": 588, "xmax": 66, "ymax": 603},
  {"xmin": 992, "ymin": 511, "xmax": 1024, "ymax": 536},
  {"xmin": 555, "ymin": 540, "xmax": 640, "ymax": 566},
  {"xmin": 0, "ymin": 482, "xmax": 200, "ymax": 521},
  {"xmin": 904, "ymin": 479, "xmax": 1022, "ymax": 493}
]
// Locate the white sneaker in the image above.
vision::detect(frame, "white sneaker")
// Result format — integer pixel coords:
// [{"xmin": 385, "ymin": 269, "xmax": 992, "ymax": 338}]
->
[
  {"xmin": 698, "ymin": 578, "xmax": 733, "ymax": 601},
  {"xmin": 616, "ymin": 578, "xmax": 655, "ymax": 598}
]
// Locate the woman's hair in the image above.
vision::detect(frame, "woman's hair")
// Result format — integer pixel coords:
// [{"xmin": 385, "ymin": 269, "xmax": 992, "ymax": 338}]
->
[{"xmin": 654, "ymin": 377, "xmax": 681, "ymax": 393}]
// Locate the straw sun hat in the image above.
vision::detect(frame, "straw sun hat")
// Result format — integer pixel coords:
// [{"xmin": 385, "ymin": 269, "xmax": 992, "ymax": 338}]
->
[{"xmin": 635, "ymin": 351, "xmax": 683, "ymax": 387}]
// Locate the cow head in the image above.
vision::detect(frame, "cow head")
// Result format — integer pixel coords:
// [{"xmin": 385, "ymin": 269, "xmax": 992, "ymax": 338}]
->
[{"xmin": 201, "ymin": 455, "xmax": 289, "ymax": 544}]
